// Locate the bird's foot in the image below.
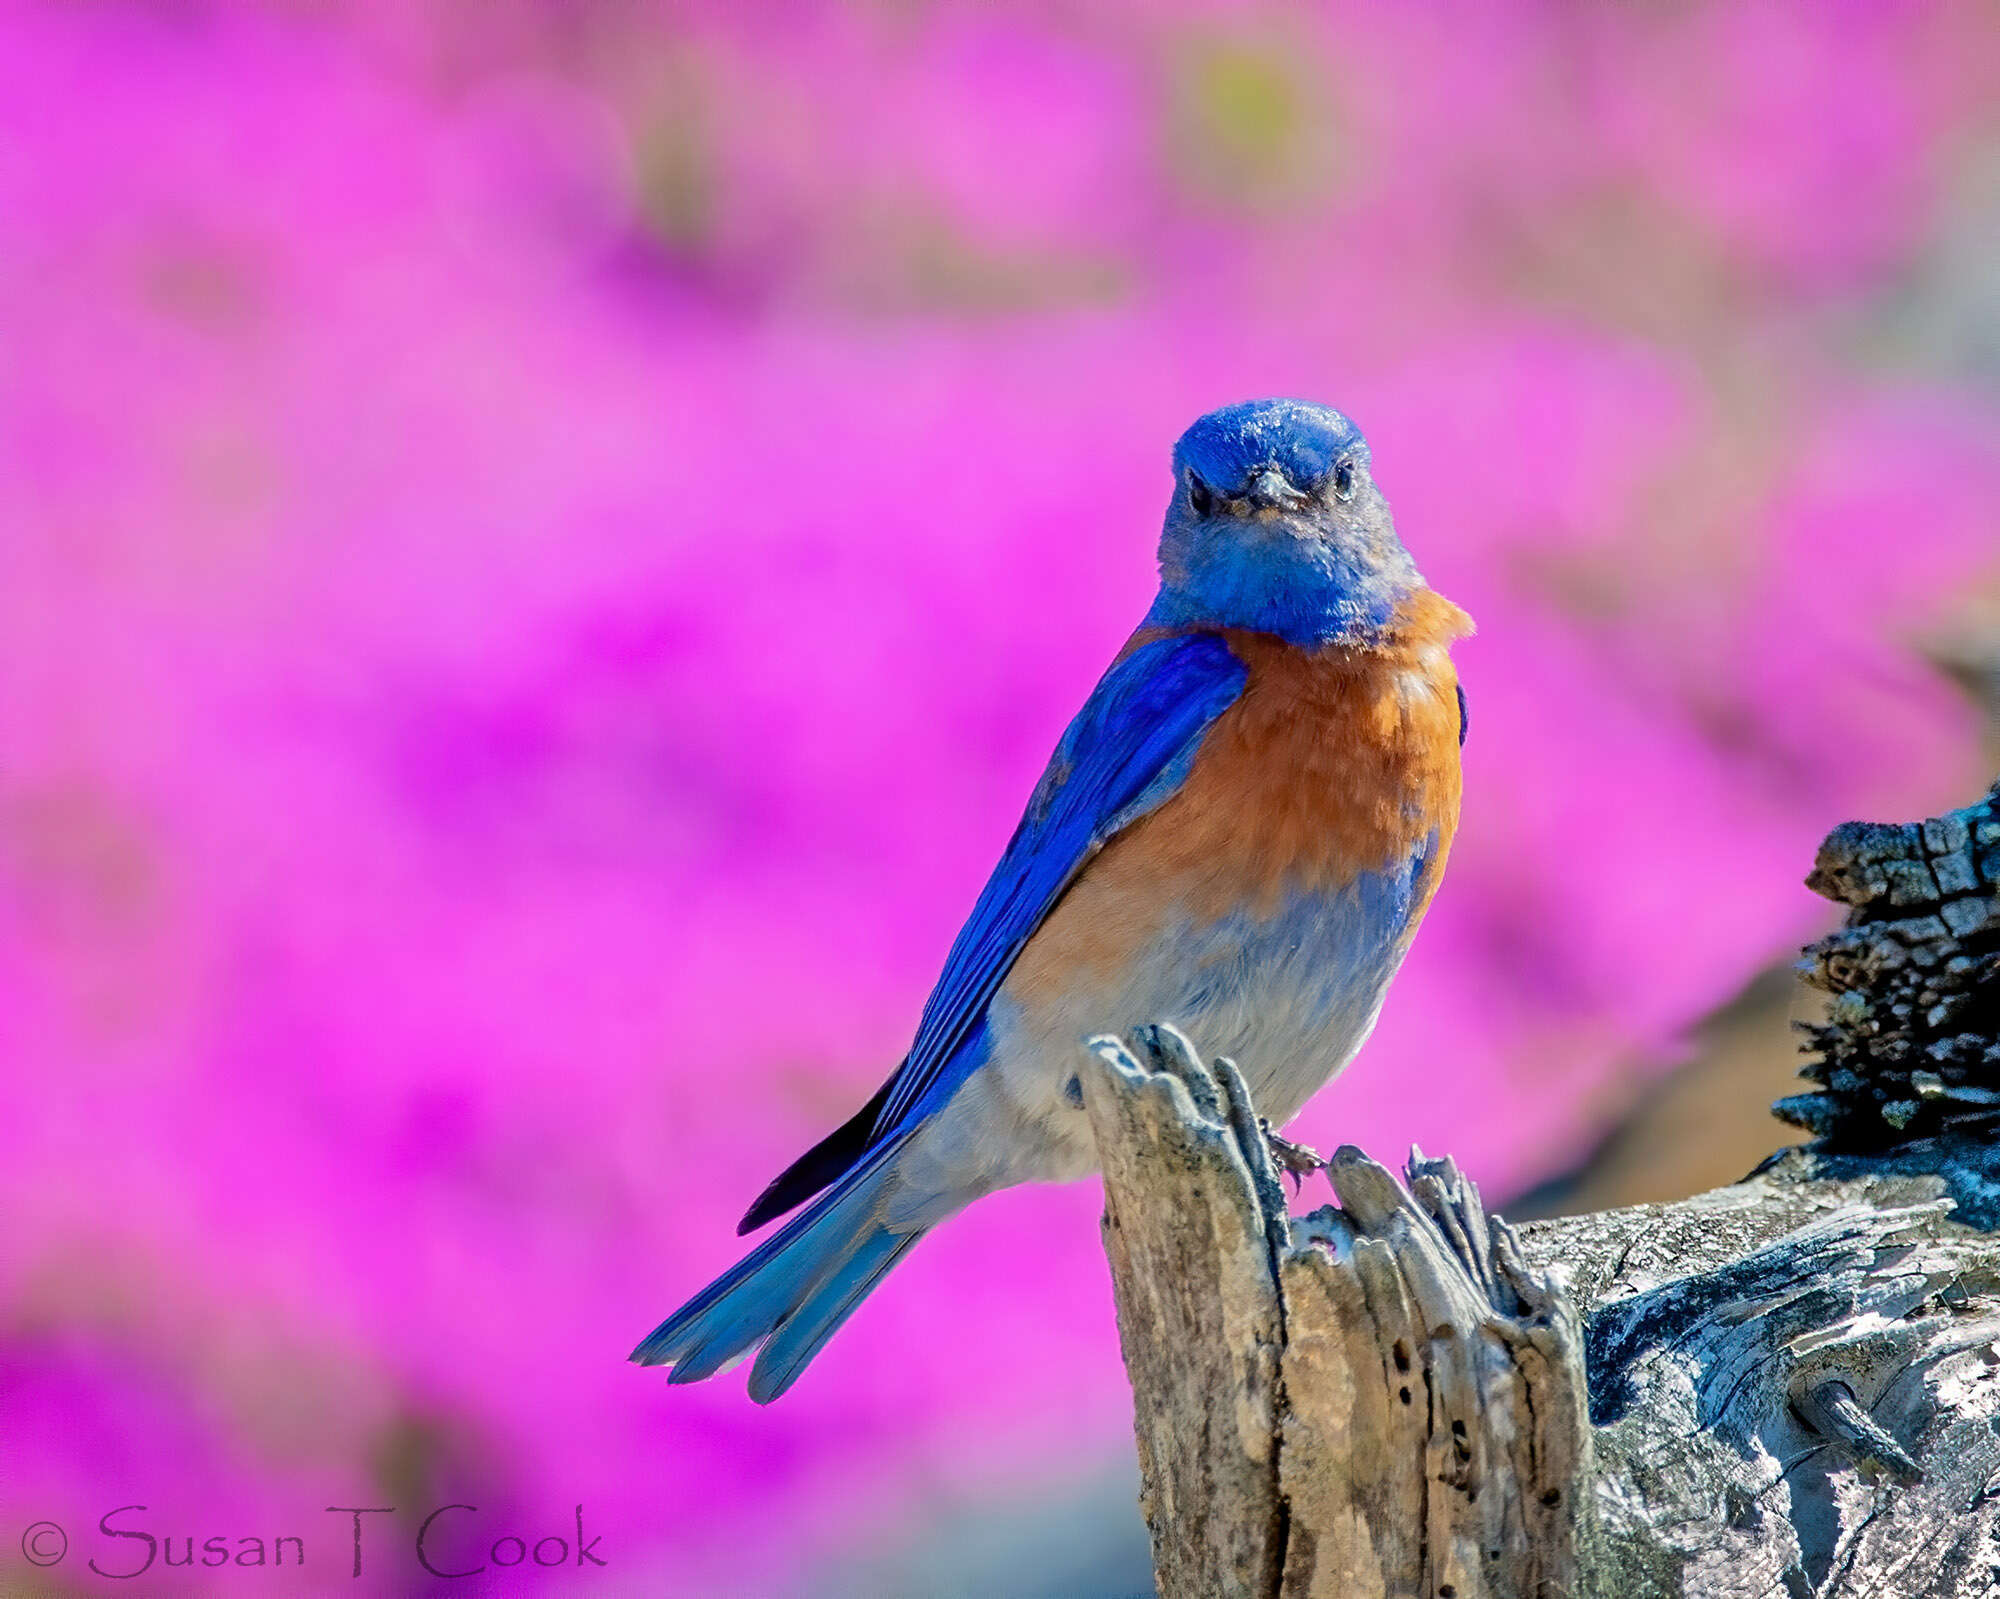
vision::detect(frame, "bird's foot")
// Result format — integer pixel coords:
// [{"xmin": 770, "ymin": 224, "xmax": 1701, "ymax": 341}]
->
[{"xmin": 1260, "ymin": 1119, "xmax": 1328, "ymax": 1191}]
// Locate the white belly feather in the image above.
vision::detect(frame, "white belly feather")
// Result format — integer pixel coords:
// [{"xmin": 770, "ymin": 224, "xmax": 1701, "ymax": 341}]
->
[{"xmin": 890, "ymin": 868, "xmax": 1422, "ymax": 1213}]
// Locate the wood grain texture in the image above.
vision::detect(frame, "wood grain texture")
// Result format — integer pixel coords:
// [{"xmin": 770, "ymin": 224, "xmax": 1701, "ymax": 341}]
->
[
  {"xmin": 1088, "ymin": 1031, "xmax": 2000, "ymax": 1599},
  {"xmin": 1082, "ymin": 1026, "xmax": 1590, "ymax": 1599},
  {"xmin": 1276, "ymin": 1149, "xmax": 1591, "ymax": 1599},
  {"xmin": 1079, "ymin": 1024, "xmax": 1288, "ymax": 1598}
]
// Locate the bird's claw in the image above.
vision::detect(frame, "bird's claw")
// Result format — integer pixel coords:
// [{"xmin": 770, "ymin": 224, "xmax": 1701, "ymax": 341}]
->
[{"xmin": 1260, "ymin": 1119, "xmax": 1328, "ymax": 1191}]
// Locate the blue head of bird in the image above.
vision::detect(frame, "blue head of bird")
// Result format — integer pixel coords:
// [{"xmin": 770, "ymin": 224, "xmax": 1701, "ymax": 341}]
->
[{"xmin": 1148, "ymin": 399, "xmax": 1420, "ymax": 648}]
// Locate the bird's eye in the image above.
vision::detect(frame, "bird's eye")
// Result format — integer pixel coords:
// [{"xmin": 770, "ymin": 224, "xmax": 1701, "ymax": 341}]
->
[
  {"xmin": 1186, "ymin": 472, "xmax": 1214, "ymax": 517},
  {"xmin": 1331, "ymin": 461, "xmax": 1356, "ymax": 501}
]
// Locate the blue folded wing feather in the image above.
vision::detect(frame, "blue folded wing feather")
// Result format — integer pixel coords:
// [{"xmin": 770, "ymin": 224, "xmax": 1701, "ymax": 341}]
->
[{"xmin": 869, "ymin": 629, "xmax": 1248, "ymax": 1134}]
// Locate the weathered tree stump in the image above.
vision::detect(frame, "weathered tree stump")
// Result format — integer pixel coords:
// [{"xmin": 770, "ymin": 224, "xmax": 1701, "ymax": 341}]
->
[{"xmin": 1085, "ymin": 780, "xmax": 2000, "ymax": 1599}]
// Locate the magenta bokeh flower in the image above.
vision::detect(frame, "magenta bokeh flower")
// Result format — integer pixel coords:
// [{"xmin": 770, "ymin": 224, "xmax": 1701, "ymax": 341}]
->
[{"xmin": 2, "ymin": 2, "xmax": 1995, "ymax": 1591}]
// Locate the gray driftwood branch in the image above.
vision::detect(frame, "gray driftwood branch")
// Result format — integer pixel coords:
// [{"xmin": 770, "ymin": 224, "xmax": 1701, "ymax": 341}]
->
[{"xmin": 1083, "ymin": 779, "xmax": 2000, "ymax": 1599}]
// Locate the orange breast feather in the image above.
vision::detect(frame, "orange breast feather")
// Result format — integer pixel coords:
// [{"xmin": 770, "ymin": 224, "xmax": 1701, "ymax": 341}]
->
[{"xmin": 1008, "ymin": 589, "xmax": 1473, "ymax": 999}]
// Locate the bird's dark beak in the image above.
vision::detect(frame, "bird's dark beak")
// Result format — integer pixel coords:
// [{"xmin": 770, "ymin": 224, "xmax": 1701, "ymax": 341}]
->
[{"xmin": 1243, "ymin": 466, "xmax": 1306, "ymax": 511}]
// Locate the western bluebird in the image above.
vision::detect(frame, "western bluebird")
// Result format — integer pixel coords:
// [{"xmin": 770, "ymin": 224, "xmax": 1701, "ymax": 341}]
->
[{"xmin": 633, "ymin": 398, "xmax": 1472, "ymax": 1401}]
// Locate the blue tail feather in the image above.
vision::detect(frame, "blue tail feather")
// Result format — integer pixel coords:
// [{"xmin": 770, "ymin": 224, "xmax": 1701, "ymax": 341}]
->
[
  {"xmin": 654, "ymin": 1172, "xmax": 881, "ymax": 1383},
  {"xmin": 632, "ymin": 1144, "xmax": 926, "ymax": 1399},
  {"xmin": 747, "ymin": 1229, "xmax": 922, "ymax": 1403}
]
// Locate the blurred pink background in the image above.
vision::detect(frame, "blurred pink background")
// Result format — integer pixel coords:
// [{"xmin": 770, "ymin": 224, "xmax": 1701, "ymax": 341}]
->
[{"xmin": 3, "ymin": 2, "xmax": 1997, "ymax": 1594}]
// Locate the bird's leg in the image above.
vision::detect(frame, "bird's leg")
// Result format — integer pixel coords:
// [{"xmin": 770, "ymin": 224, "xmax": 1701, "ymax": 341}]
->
[{"xmin": 1259, "ymin": 1118, "xmax": 1328, "ymax": 1191}]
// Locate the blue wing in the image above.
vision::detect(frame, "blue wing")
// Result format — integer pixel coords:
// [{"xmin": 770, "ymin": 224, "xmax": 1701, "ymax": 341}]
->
[
  {"xmin": 879, "ymin": 629, "xmax": 1249, "ymax": 1128},
  {"xmin": 738, "ymin": 629, "xmax": 1248, "ymax": 1232}
]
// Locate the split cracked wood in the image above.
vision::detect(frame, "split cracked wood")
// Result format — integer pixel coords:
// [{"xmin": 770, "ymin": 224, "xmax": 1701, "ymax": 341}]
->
[{"xmin": 1082, "ymin": 779, "xmax": 2000, "ymax": 1599}]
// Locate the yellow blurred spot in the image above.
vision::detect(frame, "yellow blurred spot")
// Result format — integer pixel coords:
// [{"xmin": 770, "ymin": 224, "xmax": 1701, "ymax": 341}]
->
[{"xmin": 1167, "ymin": 35, "xmax": 1329, "ymax": 209}]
